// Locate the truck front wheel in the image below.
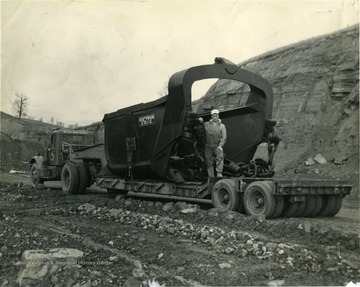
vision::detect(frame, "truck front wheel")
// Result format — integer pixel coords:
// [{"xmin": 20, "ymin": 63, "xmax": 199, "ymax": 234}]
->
[
  {"xmin": 30, "ymin": 163, "xmax": 44, "ymax": 188},
  {"xmin": 61, "ymin": 162, "xmax": 79, "ymax": 194},
  {"xmin": 244, "ymin": 181, "xmax": 276, "ymax": 219},
  {"xmin": 212, "ymin": 179, "xmax": 240, "ymax": 211}
]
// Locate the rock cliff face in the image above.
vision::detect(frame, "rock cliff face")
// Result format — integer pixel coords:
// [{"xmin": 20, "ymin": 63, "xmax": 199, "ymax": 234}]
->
[{"xmin": 194, "ymin": 26, "xmax": 359, "ymax": 188}]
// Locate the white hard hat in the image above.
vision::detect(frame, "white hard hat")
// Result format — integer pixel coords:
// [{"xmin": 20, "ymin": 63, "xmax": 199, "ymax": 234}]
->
[{"xmin": 211, "ymin": 109, "xmax": 219, "ymax": 115}]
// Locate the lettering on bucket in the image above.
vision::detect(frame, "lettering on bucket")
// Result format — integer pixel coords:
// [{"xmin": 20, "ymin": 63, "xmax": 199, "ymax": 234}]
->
[{"xmin": 138, "ymin": 114, "xmax": 156, "ymax": 127}]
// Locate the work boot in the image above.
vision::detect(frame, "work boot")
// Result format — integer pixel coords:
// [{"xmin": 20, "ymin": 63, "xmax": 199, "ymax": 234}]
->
[
  {"xmin": 207, "ymin": 167, "xmax": 214, "ymax": 178},
  {"xmin": 216, "ymin": 172, "xmax": 223, "ymax": 178}
]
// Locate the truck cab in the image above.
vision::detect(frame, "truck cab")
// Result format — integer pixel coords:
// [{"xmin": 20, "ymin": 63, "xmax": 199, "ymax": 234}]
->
[
  {"xmin": 44, "ymin": 129, "xmax": 95, "ymax": 166},
  {"xmin": 29, "ymin": 129, "xmax": 95, "ymax": 186}
]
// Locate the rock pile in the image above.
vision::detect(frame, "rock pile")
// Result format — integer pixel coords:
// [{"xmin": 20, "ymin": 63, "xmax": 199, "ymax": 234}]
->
[
  {"xmin": 69, "ymin": 197, "xmax": 359, "ymax": 277},
  {"xmin": 16, "ymin": 248, "xmax": 84, "ymax": 286}
]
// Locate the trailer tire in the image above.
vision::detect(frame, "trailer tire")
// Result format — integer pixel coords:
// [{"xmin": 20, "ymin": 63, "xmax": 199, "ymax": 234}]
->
[
  {"xmin": 30, "ymin": 163, "xmax": 44, "ymax": 188},
  {"xmin": 263, "ymin": 181, "xmax": 283, "ymax": 219},
  {"xmin": 77, "ymin": 163, "xmax": 88, "ymax": 194},
  {"xmin": 281, "ymin": 200, "xmax": 299, "ymax": 218},
  {"xmin": 318, "ymin": 195, "xmax": 335, "ymax": 217},
  {"xmin": 328, "ymin": 195, "xmax": 342, "ymax": 217},
  {"xmin": 308, "ymin": 195, "xmax": 323, "ymax": 217},
  {"xmin": 292, "ymin": 201, "xmax": 306, "ymax": 217},
  {"xmin": 244, "ymin": 181, "xmax": 276, "ymax": 219},
  {"xmin": 319, "ymin": 195, "xmax": 342, "ymax": 217},
  {"xmin": 212, "ymin": 179, "xmax": 240, "ymax": 212},
  {"xmin": 302, "ymin": 196, "xmax": 317, "ymax": 217},
  {"xmin": 61, "ymin": 162, "xmax": 79, "ymax": 194},
  {"xmin": 273, "ymin": 196, "xmax": 284, "ymax": 219}
]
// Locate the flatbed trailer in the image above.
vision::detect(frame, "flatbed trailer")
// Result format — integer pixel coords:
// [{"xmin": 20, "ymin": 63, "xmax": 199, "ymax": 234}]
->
[{"xmin": 96, "ymin": 174, "xmax": 351, "ymax": 218}]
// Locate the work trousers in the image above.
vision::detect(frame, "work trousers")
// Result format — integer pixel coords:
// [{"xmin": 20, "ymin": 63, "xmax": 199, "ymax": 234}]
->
[{"xmin": 205, "ymin": 145, "xmax": 224, "ymax": 175}]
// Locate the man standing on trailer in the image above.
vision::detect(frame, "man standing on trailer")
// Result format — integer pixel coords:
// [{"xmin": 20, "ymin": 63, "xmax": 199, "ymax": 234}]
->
[{"xmin": 204, "ymin": 109, "xmax": 227, "ymax": 177}]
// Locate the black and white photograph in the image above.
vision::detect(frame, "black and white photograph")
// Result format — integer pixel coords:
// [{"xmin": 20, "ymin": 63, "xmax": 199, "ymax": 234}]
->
[{"xmin": 1, "ymin": 1, "xmax": 359, "ymax": 286}]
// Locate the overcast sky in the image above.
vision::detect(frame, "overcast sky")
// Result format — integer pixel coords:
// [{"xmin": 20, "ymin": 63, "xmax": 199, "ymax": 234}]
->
[{"xmin": 1, "ymin": 0, "xmax": 359, "ymax": 126}]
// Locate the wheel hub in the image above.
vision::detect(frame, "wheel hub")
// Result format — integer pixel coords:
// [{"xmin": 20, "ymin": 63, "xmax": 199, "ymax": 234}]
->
[{"xmin": 220, "ymin": 189, "xmax": 230, "ymax": 205}]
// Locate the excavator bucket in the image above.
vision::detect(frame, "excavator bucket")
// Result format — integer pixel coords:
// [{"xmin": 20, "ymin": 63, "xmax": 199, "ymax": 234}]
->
[{"xmin": 103, "ymin": 58, "xmax": 274, "ymax": 182}]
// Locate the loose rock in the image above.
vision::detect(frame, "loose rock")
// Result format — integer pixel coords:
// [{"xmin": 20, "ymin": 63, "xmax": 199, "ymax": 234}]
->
[
  {"xmin": 219, "ymin": 262, "xmax": 232, "ymax": 269},
  {"xmin": 78, "ymin": 203, "xmax": 96, "ymax": 213},
  {"xmin": 16, "ymin": 248, "xmax": 83, "ymax": 287},
  {"xmin": 224, "ymin": 247, "xmax": 234, "ymax": 255},
  {"xmin": 314, "ymin": 153, "xmax": 327, "ymax": 164}
]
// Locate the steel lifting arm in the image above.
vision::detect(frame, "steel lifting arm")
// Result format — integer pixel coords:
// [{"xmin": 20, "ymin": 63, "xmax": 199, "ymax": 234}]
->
[{"xmin": 151, "ymin": 57, "xmax": 274, "ymax": 177}]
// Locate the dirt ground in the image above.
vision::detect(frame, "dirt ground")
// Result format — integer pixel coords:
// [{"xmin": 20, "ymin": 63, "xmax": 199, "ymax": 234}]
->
[{"xmin": 0, "ymin": 172, "xmax": 359, "ymax": 287}]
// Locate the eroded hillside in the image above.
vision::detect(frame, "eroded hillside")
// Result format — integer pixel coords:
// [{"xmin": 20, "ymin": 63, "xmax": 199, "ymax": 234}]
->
[
  {"xmin": 0, "ymin": 112, "xmax": 59, "ymax": 171},
  {"xmin": 194, "ymin": 26, "xmax": 359, "ymax": 191}
]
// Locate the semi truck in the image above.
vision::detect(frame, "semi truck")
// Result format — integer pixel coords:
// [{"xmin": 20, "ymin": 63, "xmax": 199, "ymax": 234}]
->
[
  {"xmin": 29, "ymin": 128, "xmax": 95, "ymax": 193},
  {"xmin": 33, "ymin": 58, "xmax": 352, "ymax": 218}
]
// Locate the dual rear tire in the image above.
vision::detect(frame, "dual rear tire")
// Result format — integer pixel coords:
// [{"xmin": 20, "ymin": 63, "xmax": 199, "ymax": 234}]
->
[
  {"xmin": 211, "ymin": 179, "xmax": 283, "ymax": 219},
  {"xmin": 243, "ymin": 181, "xmax": 278, "ymax": 219},
  {"xmin": 61, "ymin": 162, "xmax": 88, "ymax": 194},
  {"xmin": 212, "ymin": 179, "xmax": 240, "ymax": 212}
]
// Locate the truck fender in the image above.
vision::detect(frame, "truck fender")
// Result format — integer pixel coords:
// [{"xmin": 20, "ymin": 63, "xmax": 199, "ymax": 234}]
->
[{"xmin": 29, "ymin": 155, "xmax": 44, "ymax": 170}]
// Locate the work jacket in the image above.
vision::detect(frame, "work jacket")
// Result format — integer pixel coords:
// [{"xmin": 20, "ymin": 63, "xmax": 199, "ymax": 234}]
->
[{"xmin": 204, "ymin": 119, "xmax": 227, "ymax": 148}]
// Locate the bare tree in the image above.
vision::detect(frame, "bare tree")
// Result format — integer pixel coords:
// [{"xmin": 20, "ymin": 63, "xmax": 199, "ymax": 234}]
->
[
  {"xmin": 49, "ymin": 117, "xmax": 54, "ymax": 124},
  {"xmin": 12, "ymin": 93, "xmax": 29, "ymax": 118},
  {"xmin": 56, "ymin": 120, "xmax": 64, "ymax": 127},
  {"xmin": 68, "ymin": 123, "xmax": 79, "ymax": 129}
]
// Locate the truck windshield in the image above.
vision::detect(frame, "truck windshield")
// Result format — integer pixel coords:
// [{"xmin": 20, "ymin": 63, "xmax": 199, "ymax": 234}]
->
[{"xmin": 64, "ymin": 135, "xmax": 93, "ymax": 145}]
